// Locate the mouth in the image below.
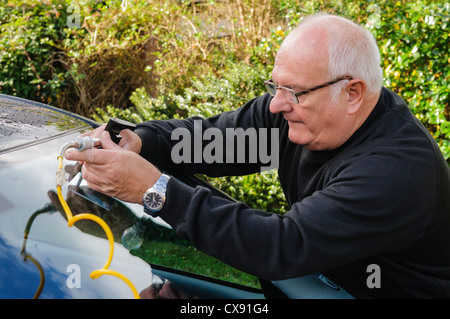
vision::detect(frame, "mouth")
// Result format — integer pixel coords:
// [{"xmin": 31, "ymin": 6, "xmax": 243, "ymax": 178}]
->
[
  {"xmin": 282, "ymin": 112, "xmax": 302, "ymax": 123},
  {"xmin": 283, "ymin": 114, "xmax": 295, "ymax": 123},
  {"xmin": 284, "ymin": 117, "xmax": 304, "ymax": 125}
]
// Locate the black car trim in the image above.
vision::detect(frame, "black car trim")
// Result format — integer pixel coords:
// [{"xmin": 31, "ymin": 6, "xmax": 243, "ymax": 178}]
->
[{"xmin": 150, "ymin": 263, "xmax": 264, "ymax": 295}]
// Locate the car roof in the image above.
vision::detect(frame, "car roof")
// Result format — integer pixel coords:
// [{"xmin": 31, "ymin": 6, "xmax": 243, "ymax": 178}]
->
[{"xmin": 0, "ymin": 94, "xmax": 97, "ymax": 153}]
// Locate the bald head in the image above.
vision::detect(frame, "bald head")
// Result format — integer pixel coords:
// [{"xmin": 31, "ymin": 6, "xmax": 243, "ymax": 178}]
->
[
  {"xmin": 282, "ymin": 13, "xmax": 354, "ymax": 48},
  {"xmin": 277, "ymin": 13, "xmax": 383, "ymax": 97},
  {"xmin": 276, "ymin": 19, "xmax": 330, "ymax": 80}
]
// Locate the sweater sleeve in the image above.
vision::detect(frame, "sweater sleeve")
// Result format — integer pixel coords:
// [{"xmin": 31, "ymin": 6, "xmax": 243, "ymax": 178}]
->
[
  {"xmin": 133, "ymin": 93, "xmax": 281, "ymax": 177},
  {"xmin": 158, "ymin": 138, "xmax": 439, "ymax": 281}
]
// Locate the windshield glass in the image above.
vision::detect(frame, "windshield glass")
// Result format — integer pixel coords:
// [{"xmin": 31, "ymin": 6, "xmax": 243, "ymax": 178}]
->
[
  {"xmin": 0, "ymin": 133, "xmax": 153, "ymax": 298},
  {"xmin": 0, "ymin": 96, "xmax": 153, "ymax": 298},
  {"xmin": 0, "ymin": 94, "xmax": 94, "ymax": 152}
]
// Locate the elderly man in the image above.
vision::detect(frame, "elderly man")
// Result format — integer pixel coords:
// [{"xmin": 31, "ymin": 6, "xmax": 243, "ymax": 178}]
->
[{"xmin": 66, "ymin": 13, "xmax": 450, "ymax": 298}]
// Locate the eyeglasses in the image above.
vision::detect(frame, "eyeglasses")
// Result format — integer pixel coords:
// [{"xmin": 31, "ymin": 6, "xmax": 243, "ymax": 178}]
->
[{"xmin": 264, "ymin": 76, "xmax": 353, "ymax": 104}]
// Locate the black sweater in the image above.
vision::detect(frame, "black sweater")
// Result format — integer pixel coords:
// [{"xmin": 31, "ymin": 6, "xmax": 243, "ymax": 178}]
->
[{"xmin": 135, "ymin": 87, "xmax": 450, "ymax": 298}]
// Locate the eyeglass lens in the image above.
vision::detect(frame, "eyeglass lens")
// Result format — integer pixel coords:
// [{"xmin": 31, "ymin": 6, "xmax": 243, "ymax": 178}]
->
[{"xmin": 265, "ymin": 82, "xmax": 297, "ymax": 103}]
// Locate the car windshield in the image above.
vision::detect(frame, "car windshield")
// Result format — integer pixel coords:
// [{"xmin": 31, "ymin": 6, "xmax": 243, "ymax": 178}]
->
[
  {"xmin": 0, "ymin": 94, "xmax": 93, "ymax": 153},
  {"xmin": 0, "ymin": 133, "xmax": 154, "ymax": 298},
  {"xmin": 0, "ymin": 95, "xmax": 153, "ymax": 298}
]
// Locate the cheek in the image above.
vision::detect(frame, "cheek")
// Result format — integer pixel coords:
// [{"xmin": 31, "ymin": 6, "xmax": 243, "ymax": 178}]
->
[
  {"xmin": 302, "ymin": 106, "xmax": 344, "ymax": 142},
  {"xmin": 319, "ymin": 112, "xmax": 343, "ymax": 135},
  {"xmin": 319, "ymin": 99, "xmax": 345, "ymax": 125},
  {"xmin": 298, "ymin": 107, "xmax": 330, "ymax": 130},
  {"xmin": 323, "ymin": 112, "xmax": 336, "ymax": 126}
]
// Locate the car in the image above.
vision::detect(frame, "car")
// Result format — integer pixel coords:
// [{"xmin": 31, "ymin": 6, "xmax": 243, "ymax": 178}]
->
[{"xmin": 0, "ymin": 93, "xmax": 355, "ymax": 299}]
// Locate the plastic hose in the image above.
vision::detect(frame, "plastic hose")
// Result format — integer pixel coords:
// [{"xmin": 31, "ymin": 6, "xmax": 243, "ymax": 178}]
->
[{"xmin": 56, "ymin": 139, "xmax": 140, "ymax": 299}]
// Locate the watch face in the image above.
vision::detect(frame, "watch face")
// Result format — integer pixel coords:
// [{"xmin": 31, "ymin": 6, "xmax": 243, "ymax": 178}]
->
[{"xmin": 145, "ymin": 191, "xmax": 163, "ymax": 211}]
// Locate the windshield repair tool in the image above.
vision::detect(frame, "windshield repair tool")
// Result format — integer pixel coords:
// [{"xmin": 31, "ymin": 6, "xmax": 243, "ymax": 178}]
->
[
  {"xmin": 104, "ymin": 118, "xmax": 136, "ymax": 144},
  {"xmin": 56, "ymin": 136, "xmax": 140, "ymax": 299},
  {"xmin": 56, "ymin": 137, "xmax": 100, "ymax": 187}
]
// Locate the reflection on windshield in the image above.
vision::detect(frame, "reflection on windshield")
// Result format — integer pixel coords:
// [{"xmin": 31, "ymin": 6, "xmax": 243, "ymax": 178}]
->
[
  {"xmin": 20, "ymin": 202, "xmax": 56, "ymax": 298},
  {"xmin": 0, "ymin": 235, "xmax": 66, "ymax": 298},
  {"xmin": 18, "ymin": 181, "xmax": 147, "ymax": 299},
  {"xmin": 0, "ymin": 132, "xmax": 153, "ymax": 299},
  {"xmin": 49, "ymin": 180, "xmax": 139, "ymax": 242},
  {"xmin": 0, "ymin": 94, "xmax": 92, "ymax": 152}
]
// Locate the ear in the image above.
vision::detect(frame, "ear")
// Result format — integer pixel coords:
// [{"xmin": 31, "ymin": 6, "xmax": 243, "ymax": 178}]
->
[{"xmin": 346, "ymin": 79, "xmax": 366, "ymax": 115}]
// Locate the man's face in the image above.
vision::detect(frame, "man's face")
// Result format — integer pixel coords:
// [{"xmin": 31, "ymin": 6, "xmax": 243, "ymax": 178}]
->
[{"xmin": 268, "ymin": 30, "xmax": 353, "ymax": 151}]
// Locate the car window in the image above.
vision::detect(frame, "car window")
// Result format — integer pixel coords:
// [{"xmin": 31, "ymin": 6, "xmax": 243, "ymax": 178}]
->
[
  {"xmin": 121, "ymin": 175, "xmax": 263, "ymax": 290},
  {"xmin": 130, "ymin": 218, "xmax": 262, "ymax": 289},
  {"xmin": 0, "ymin": 94, "xmax": 94, "ymax": 153}
]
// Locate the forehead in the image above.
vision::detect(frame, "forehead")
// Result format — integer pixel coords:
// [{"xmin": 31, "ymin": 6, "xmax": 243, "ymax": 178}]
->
[{"xmin": 272, "ymin": 28, "xmax": 329, "ymax": 85}]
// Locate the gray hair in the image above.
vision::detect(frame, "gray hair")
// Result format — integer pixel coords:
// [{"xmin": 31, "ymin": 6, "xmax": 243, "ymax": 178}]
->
[{"xmin": 300, "ymin": 13, "xmax": 383, "ymax": 100}]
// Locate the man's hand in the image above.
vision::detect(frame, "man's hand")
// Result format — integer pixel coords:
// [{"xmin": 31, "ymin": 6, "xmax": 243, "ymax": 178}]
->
[
  {"xmin": 65, "ymin": 130, "xmax": 160, "ymax": 204},
  {"xmin": 81, "ymin": 123, "xmax": 142, "ymax": 154}
]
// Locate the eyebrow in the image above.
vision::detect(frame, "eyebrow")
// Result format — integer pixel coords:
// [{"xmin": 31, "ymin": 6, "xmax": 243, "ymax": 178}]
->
[{"xmin": 270, "ymin": 78, "xmax": 306, "ymax": 91}]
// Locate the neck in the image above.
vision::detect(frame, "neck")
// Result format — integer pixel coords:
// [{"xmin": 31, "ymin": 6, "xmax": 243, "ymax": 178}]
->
[{"xmin": 352, "ymin": 90, "xmax": 381, "ymax": 135}]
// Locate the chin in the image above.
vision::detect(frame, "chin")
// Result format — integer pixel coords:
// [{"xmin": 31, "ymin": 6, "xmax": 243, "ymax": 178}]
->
[{"xmin": 287, "ymin": 129, "xmax": 313, "ymax": 147}]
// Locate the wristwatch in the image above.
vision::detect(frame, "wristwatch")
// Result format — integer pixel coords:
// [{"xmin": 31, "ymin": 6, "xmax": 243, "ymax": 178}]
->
[{"xmin": 143, "ymin": 173, "xmax": 171, "ymax": 216}]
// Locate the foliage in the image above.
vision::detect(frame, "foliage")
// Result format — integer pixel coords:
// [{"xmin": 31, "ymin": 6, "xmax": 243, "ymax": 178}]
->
[
  {"xmin": 59, "ymin": 0, "xmax": 166, "ymax": 115},
  {"xmin": 0, "ymin": 0, "xmax": 72, "ymax": 103},
  {"xmin": 373, "ymin": 1, "xmax": 449, "ymax": 160},
  {"xmin": 1, "ymin": 0, "xmax": 449, "ymax": 215},
  {"xmin": 207, "ymin": 171, "xmax": 288, "ymax": 214}
]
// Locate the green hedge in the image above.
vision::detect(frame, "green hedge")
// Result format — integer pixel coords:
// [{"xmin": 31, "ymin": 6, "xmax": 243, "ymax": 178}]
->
[
  {"xmin": 0, "ymin": 0, "xmax": 72, "ymax": 103},
  {"xmin": 93, "ymin": 0, "xmax": 449, "ymax": 214},
  {"xmin": 1, "ymin": 0, "xmax": 448, "ymax": 215}
]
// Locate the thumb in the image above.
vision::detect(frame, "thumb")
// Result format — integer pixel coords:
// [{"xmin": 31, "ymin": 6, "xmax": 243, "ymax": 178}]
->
[
  {"xmin": 118, "ymin": 129, "xmax": 142, "ymax": 153},
  {"xmin": 117, "ymin": 129, "xmax": 133, "ymax": 147}
]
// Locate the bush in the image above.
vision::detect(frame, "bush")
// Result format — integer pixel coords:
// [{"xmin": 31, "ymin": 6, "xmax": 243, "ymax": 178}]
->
[
  {"xmin": 93, "ymin": 0, "xmax": 449, "ymax": 215},
  {"xmin": 59, "ymin": 0, "xmax": 164, "ymax": 115},
  {"xmin": 0, "ymin": 0, "xmax": 72, "ymax": 104},
  {"xmin": 373, "ymin": 1, "xmax": 449, "ymax": 161},
  {"xmin": 1, "ymin": 0, "xmax": 448, "ymax": 215}
]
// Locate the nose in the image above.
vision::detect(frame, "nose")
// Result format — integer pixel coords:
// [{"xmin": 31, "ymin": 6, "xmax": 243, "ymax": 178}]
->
[{"xmin": 269, "ymin": 91, "xmax": 292, "ymax": 114}]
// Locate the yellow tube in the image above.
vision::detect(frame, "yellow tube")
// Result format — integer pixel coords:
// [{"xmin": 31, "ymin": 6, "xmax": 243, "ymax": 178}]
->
[
  {"xmin": 57, "ymin": 185, "xmax": 73, "ymax": 220},
  {"xmin": 68, "ymin": 213, "xmax": 114, "ymax": 270},
  {"xmin": 25, "ymin": 253, "xmax": 45, "ymax": 299},
  {"xmin": 56, "ymin": 155, "xmax": 140, "ymax": 299},
  {"xmin": 91, "ymin": 269, "xmax": 140, "ymax": 299}
]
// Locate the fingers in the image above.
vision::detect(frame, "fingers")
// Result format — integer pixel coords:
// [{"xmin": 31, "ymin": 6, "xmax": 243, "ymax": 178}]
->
[
  {"xmin": 65, "ymin": 147, "xmax": 111, "ymax": 165},
  {"xmin": 63, "ymin": 128, "xmax": 156, "ymax": 203},
  {"xmin": 79, "ymin": 164, "xmax": 105, "ymax": 192},
  {"xmin": 99, "ymin": 131, "xmax": 123, "ymax": 150},
  {"xmin": 65, "ymin": 131, "xmax": 121, "ymax": 163},
  {"xmin": 79, "ymin": 161, "xmax": 122, "ymax": 198},
  {"xmin": 79, "ymin": 123, "xmax": 142, "ymax": 153},
  {"xmin": 80, "ymin": 123, "xmax": 106, "ymax": 138},
  {"xmin": 78, "ymin": 150, "xmax": 160, "ymax": 203},
  {"xmin": 118, "ymin": 129, "xmax": 142, "ymax": 153}
]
